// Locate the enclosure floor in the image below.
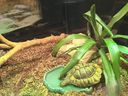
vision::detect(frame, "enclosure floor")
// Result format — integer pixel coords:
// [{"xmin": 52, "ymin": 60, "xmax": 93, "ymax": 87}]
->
[{"xmin": 0, "ymin": 42, "xmax": 127, "ymax": 96}]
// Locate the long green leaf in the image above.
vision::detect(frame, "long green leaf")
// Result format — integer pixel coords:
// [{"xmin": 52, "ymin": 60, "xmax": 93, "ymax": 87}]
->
[
  {"xmin": 118, "ymin": 45, "xmax": 128, "ymax": 55},
  {"xmin": 63, "ymin": 45, "xmax": 81, "ymax": 55},
  {"xmin": 99, "ymin": 49, "xmax": 119, "ymax": 96},
  {"xmin": 90, "ymin": 5, "xmax": 100, "ymax": 38},
  {"xmin": 59, "ymin": 39, "xmax": 96, "ymax": 79},
  {"xmin": 99, "ymin": 49, "xmax": 113, "ymax": 76},
  {"xmin": 104, "ymin": 38, "xmax": 120, "ymax": 80},
  {"xmin": 85, "ymin": 14, "xmax": 102, "ymax": 36},
  {"xmin": 97, "ymin": 21, "xmax": 103, "ymax": 35},
  {"xmin": 120, "ymin": 57, "xmax": 128, "ymax": 64},
  {"xmin": 112, "ymin": 34, "xmax": 128, "ymax": 40},
  {"xmin": 84, "ymin": 11, "xmax": 113, "ymax": 37},
  {"xmin": 108, "ymin": 3, "xmax": 128, "ymax": 28},
  {"xmin": 86, "ymin": 22, "xmax": 91, "ymax": 37},
  {"xmin": 52, "ymin": 34, "xmax": 88, "ymax": 57}
]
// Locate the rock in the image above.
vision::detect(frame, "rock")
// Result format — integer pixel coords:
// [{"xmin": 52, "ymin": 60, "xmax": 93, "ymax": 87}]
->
[
  {"xmin": 14, "ymin": 5, "xmax": 31, "ymax": 11},
  {"xmin": 3, "ymin": 9, "xmax": 24, "ymax": 17},
  {"xmin": 0, "ymin": 18, "xmax": 19, "ymax": 34},
  {"xmin": 22, "ymin": 12, "xmax": 32, "ymax": 17},
  {"xmin": 16, "ymin": 15, "xmax": 41, "ymax": 27},
  {"xmin": 3, "ymin": 4, "xmax": 33, "ymax": 20},
  {"xmin": 0, "ymin": 18, "xmax": 15, "ymax": 27},
  {"xmin": 0, "ymin": 15, "xmax": 4, "ymax": 19},
  {"xmin": 13, "ymin": 12, "xmax": 32, "ymax": 20}
]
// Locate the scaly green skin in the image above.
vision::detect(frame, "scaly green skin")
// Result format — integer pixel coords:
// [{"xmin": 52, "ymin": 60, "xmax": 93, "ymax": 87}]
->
[{"xmin": 60, "ymin": 63, "xmax": 102, "ymax": 87}]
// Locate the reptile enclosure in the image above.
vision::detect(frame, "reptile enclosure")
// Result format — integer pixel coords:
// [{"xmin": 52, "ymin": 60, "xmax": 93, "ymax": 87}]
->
[{"xmin": 0, "ymin": 0, "xmax": 128, "ymax": 96}]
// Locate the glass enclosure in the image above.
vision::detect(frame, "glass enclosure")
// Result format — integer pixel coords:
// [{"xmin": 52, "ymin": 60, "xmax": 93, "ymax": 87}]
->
[
  {"xmin": 0, "ymin": 0, "xmax": 127, "ymax": 44},
  {"xmin": 0, "ymin": 0, "xmax": 128, "ymax": 96}
]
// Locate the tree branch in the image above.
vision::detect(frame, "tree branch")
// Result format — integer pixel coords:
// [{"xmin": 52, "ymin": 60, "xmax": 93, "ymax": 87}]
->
[{"xmin": 0, "ymin": 33, "xmax": 66, "ymax": 67}]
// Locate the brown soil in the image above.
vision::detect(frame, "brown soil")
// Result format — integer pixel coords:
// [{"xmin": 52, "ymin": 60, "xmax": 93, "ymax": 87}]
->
[
  {"xmin": 0, "ymin": 39, "xmax": 127, "ymax": 96},
  {"xmin": 0, "ymin": 42, "xmax": 69, "ymax": 78}
]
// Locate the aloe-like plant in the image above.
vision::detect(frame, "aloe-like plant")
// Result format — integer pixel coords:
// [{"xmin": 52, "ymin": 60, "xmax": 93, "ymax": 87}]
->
[{"xmin": 52, "ymin": 3, "xmax": 128, "ymax": 96}]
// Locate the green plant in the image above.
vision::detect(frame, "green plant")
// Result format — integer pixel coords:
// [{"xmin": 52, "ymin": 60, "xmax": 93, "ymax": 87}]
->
[{"xmin": 52, "ymin": 3, "xmax": 128, "ymax": 96}]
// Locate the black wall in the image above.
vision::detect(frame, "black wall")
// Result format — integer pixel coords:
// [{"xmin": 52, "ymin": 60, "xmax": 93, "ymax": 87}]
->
[{"xmin": 38, "ymin": 0, "xmax": 115, "ymax": 30}]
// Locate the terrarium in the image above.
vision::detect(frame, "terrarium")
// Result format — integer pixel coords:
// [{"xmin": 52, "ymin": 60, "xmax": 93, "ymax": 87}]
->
[{"xmin": 0, "ymin": 0, "xmax": 128, "ymax": 96}]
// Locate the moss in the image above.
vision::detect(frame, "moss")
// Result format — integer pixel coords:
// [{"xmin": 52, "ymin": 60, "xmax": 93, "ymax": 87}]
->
[
  {"xmin": 18, "ymin": 77, "xmax": 49, "ymax": 96},
  {"xmin": 18, "ymin": 76, "xmax": 87, "ymax": 96},
  {"xmin": 120, "ymin": 68, "xmax": 128, "ymax": 95}
]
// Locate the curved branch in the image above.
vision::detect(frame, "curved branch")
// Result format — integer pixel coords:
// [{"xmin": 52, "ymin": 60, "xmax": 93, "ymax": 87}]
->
[
  {"xmin": 0, "ymin": 44, "xmax": 12, "ymax": 49},
  {"xmin": 0, "ymin": 35, "xmax": 18, "ymax": 47},
  {"xmin": 0, "ymin": 34, "xmax": 66, "ymax": 67}
]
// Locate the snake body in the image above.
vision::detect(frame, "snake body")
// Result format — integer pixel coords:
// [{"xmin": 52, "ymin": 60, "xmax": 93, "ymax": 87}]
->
[{"xmin": 60, "ymin": 63, "xmax": 102, "ymax": 87}]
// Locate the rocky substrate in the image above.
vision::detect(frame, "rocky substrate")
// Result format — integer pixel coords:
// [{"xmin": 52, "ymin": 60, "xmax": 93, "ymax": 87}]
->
[{"xmin": 1, "ymin": 4, "xmax": 33, "ymax": 21}]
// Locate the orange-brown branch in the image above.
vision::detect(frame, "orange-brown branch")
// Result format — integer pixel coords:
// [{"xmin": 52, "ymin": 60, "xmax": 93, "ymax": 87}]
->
[
  {"xmin": 0, "ymin": 34, "xmax": 66, "ymax": 67},
  {"xmin": 0, "ymin": 34, "xmax": 18, "ymax": 47},
  {"xmin": 0, "ymin": 44, "xmax": 12, "ymax": 49}
]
